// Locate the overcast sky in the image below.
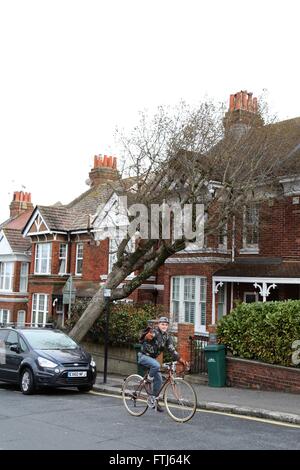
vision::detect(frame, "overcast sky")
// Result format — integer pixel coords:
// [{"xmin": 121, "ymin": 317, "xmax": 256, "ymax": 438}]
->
[{"xmin": 0, "ymin": 0, "xmax": 299, "ymax": 222}]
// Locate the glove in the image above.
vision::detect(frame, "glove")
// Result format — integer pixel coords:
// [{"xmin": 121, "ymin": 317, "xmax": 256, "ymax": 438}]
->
[
  {"xmin": 145, "ymin": 330, "xmax": 154, "ymax": 341},
  {"xmin": 178, "ymin": 358, "xmax": 188, "ymax": 368}
]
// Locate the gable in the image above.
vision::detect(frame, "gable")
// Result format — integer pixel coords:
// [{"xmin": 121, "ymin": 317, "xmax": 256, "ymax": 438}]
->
[
  {"xmin": 0, "ymin": 230, "xmax": 13, "ymax": 255},
  {"xmin": 23, "ymin": 209, "xmax": 51, "ymax": 236}
]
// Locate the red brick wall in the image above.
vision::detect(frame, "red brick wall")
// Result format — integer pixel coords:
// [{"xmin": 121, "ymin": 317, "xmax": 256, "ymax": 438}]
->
[
  {"xmin": 82, "ymin": 239, "xmax": 109, "ymax": 281},
  {"xmin": 177, "ymin": 323, "xmax": 194, "ymax": 362},
  {"xmin": 0, "ymin": 301, "xmax": 28, "ymax": 323},
  {"xmin": 226, "ymin": 357, "xmax": 300, "ymax": 394}
]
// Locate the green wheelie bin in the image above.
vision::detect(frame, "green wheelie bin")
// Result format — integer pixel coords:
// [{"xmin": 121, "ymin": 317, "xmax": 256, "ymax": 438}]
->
[{"xmin": 204, "ymin": 344, "xmax": 226, "ymax": 387}]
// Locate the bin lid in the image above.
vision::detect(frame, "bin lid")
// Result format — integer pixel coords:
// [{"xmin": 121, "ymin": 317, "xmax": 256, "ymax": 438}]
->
[{"xmin": 204, "ymin": 344, "xmax": 225, "ymax": 351}]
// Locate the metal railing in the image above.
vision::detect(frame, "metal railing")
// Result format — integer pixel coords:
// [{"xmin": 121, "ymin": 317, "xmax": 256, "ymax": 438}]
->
[
  {"xmin": 189, "ymin": 334, "xmax": 209, "ymax": 374},
  {"xmin": 0, "ymin": 322, "xmax": 54, "ymax": 329}
]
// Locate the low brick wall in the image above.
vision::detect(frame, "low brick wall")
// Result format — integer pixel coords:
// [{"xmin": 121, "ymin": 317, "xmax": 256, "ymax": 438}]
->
[
  {"xmin": 226, "ymin": 356, "xmax": 300, "ymax": 394},
  {"xmin": 82, "ymin": 342, "xmax": 138, "ymax": 376}
]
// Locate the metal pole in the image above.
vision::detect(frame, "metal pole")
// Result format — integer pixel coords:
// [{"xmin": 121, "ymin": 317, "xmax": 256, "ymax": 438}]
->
[
  {"xmin": 68, "ymin": 276, "xmax": 72, "ymax": 320},
  {"xmin": 103, "ymin": 297, "xmax": 110, "ymax": 384}
]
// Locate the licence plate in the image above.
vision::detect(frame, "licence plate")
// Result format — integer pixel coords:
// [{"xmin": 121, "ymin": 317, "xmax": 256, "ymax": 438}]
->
[{"xmin": 67, "ymin": 371, "xmax": 87, "ymax": 378}]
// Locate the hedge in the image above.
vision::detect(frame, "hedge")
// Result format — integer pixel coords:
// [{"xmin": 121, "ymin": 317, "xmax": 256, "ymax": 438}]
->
[
  {"xmin": 66, "ymin": 299, "xmax": 165, "ymax": 346},
  {"xmin": 217, "ymin": 300, "xmax": 300, "ymax": 367}
]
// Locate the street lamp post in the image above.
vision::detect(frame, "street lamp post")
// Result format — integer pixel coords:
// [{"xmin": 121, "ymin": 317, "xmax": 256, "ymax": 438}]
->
[{"xmin": 103, "ymin": 288, "xmax": 111, "ymax": 384}]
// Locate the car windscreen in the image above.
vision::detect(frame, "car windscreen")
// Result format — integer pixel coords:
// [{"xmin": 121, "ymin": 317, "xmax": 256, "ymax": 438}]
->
[{"xmin": 21, "ymin": 330, "xmax": 78, "ymax": 350}]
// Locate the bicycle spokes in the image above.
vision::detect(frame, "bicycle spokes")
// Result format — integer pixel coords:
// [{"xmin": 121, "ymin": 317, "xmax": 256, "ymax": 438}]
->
[
  {"xmin": 122, "ymin": 374, "xmax": 149, "ymax": 417},
  {"xmin": 164, "ymin": 378, "xmax": 197, "ymax": 423}
]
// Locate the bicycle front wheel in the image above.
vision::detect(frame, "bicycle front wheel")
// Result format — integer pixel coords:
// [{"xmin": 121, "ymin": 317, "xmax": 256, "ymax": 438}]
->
[
  {"xmin": 164, "ymin": 378, "xmax": 197, "ymax": 423},
  {"xmin": 122, "ymin": 374, "xmax": 149, "ymax": 417}
]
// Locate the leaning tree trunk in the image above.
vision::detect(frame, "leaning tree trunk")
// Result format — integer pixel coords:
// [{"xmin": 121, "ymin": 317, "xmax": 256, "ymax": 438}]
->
[{"xmin": 69, "ymin": 288, "xmax": 106, "ymax": 342}]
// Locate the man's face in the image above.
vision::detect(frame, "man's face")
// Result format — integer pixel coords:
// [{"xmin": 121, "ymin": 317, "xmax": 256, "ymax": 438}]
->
[{"xmin": 158, "ymin": 322, "xmax": 169, "ymax": 333}]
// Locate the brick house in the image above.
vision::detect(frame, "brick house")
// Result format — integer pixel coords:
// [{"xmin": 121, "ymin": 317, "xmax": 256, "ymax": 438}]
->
[
  {"xmin": 21, "ymin": 155, "xmax": 156, "ymax": 327},
  {"xmin": 0, "ymin": 192, "xmax": 33, "ymax": 325},
  {"xmin": 2, "ymin": 90, "xmax": 300, "ymax": 334}
]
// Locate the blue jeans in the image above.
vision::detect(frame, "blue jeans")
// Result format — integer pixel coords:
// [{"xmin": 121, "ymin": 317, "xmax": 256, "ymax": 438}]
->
[{"xmin": 137, "ymin": 352, "xmax": 162, "ymax": 397}]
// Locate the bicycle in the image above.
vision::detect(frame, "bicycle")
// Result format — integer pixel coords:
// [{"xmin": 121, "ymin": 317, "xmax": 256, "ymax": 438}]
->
[{"xmin": 122, "ymin": 361, "xmax": 197, "ymax": 423}]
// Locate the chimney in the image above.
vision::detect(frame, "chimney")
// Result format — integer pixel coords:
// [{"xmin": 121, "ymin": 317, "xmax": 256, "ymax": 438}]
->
[
  {"xmin": 9, "ymin": 191, "xmax": 34, "ymax": 218},
  {"xmin": 88, "ymin": 154, "xmax": 119, "ymax": 187},
  {"xmin": 223, "ymin": 90, "xmax": 263, "ymax": 138}
]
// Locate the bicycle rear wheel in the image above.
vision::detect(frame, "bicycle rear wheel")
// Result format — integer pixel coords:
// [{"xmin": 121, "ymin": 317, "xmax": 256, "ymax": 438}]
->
[
  {"xmin": 164, "ymin": 378, "xmax": 197, "ymax": 423},
  {"xmin": 122, "ymin": 374, "xmax": 149, "ymax": 417}
]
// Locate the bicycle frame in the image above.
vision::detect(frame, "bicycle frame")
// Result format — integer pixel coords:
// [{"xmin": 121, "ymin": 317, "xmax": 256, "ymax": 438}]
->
[{"xmin": 122, "ymin": 360, "xmax": 197, "ymax": 422}]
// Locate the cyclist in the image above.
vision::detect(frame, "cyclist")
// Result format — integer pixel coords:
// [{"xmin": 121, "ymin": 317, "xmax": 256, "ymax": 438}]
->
[{"xmin": 138, "ymin": 316, "xmax": 187, "ymax": 412}]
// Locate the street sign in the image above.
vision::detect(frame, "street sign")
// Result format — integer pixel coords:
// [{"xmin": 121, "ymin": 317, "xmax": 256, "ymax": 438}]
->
[
  {"xmin": 104, "ymin": 288, "xmax": 111, "ymax": 298},
  {"xmin": 63, "ymin": 293, "xmax": 76, "ymax": 304},
  {"xmin": 62, "ymin": 276, "xmax": 76, "ymax": 304},
  {"xmin": 63, "ymin": 276, "xmax": 76, "ymax": 293}
]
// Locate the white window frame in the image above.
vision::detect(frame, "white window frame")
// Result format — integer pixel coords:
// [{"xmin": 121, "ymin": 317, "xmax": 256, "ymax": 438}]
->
[
  {"xmin": 218, "ymin": 224, "xmax": 228, "ymax": 250},
  {"xmin": 0, "ymin": 309, "xmax": 10, "ymax": 325},
  {"xmin": 243, "ymin": 291, "xmax": 259, "ymax": 303},
  {"xmin": 34, "ymin": 243, "xmax": 52, "ymax": 275},
  {"xmin": 242, "ymin": 204, "xmax": 259, "ymax": 252},
  {"xmin": 0, "ymin": 262, "xmax": 14, "ymax": 292},
  {"xmin": 170, "ymin": 276, "xmax": 207, "ymax": 333},
  {"xmin": 58, "ymin": 243, "xmax": 68, "ymax": 275},
  {"xmin": 108, "ymin": 237, "xmax": 134, "ymax": 274},
  {"xmin": 217, "ymin": 284, "xmax": 227, "ymax": 320},
  {"xmin": 17, "ymin": 310, "xmax": 26, "ymax": 327},
  {"xmin": 19, "ymin": 262, "xmax": 29, "ymax": 292},
  {"xmin": 31, "ymin": 293, "xmax": 49, "ymax": 326},
  {"xmin": 75, "ymin": 242, "xmax": 84, "ymax": 276}
]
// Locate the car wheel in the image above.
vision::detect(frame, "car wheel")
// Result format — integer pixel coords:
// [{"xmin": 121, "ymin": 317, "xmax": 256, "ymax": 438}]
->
[
  {"xmin": 20, "ymin": 368, "xmax": 35, "ymax": 395},
  {"xmin": 77, "ymin": 384, "xmax": 93, "ymax": 393}
]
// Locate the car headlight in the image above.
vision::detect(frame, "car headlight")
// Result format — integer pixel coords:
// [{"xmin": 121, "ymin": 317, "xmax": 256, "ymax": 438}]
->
[
  {"xmin": 37, "ymin": 357, "xmax": 58, "ymax": 368},
  {"xmin": 90, "ymin": 358, "xmax": 96, "ymax": 368}
]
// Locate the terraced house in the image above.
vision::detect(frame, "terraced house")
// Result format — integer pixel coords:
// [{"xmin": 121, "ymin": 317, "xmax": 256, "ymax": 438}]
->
[
  {"xmin": 0, "ymin": 192, "xmax": 33, "ymax": 325},
  {"xmin": 1, "ymin": 90, "xmax": 300, "ymax": 334}
]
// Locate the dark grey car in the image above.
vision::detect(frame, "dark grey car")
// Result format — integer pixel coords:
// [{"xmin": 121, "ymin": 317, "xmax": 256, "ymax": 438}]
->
[{"xmin": 0, "ymin": 327, "xmax": 97, "ymax": 394}]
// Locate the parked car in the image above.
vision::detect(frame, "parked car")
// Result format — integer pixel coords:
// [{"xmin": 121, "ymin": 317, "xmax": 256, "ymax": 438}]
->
[{"xmin": 0, "ymin": 327, "xmax": 97, "ymax": 395}]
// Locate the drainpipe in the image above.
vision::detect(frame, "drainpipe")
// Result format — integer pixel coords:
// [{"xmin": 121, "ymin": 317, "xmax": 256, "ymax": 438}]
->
[{"xmin": 231, "ymin": 215, "xmax": 235, "ymax": 263}]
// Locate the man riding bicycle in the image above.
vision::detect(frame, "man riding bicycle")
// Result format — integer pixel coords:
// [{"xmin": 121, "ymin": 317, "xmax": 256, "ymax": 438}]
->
[{"xmin": 138, "ymin": 316, "xmax": 187, "ymax": 412}]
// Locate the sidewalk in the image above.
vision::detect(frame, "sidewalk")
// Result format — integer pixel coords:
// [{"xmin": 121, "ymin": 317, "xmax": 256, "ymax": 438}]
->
[{"xmin": 93, "ymin": 372, "xmax": 300, "ymax": 425}]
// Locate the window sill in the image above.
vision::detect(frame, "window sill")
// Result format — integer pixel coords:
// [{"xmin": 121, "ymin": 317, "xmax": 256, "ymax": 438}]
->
[
  {"xmin": 239, "ymin": 248, "xmax": 259, "ymax": 254},
  {"xmin": 34, "ymin": 273, "xmax": 52, "ymax": 276}
]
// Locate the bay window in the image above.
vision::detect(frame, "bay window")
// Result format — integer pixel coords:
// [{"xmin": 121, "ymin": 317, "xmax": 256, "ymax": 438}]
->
[
  {"xmin": 0, "ymin": 262, "xmax": 14, "ymax": 291},
  {"xmin": 0, "ymin": 309, "xmax": 10, "ymax": 325}
]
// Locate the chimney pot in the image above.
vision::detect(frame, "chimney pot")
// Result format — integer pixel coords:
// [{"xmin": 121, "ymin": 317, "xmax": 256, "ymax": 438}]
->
[
  {"xmin": 242, "ymin": 91, "xmax": 248, "ymax": 110},
  {"xmin": 108, "ymin": 156, "xmax": 113, "ymax": 168},
  {"xmin": 229, "ymin": 94, "xmax": 235, "ymax": 111},
  {"xmin": 234, "ymin": 92, "xmax": 242, "ymax": 110},
  {"xmin": 113, "ymin": 157, "xmax": 117, "ymax": 169}
]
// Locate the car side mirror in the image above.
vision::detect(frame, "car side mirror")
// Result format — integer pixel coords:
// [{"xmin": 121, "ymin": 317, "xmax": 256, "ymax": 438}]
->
[{"xmin": 10, "ymin": 344, "xmax": 20, "ymax": 354}]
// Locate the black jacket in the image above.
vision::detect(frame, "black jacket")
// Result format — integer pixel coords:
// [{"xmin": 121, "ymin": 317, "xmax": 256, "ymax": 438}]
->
[{"xmin": 140, "ymin": 328, "xmax": 179, "ymax": 360}]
